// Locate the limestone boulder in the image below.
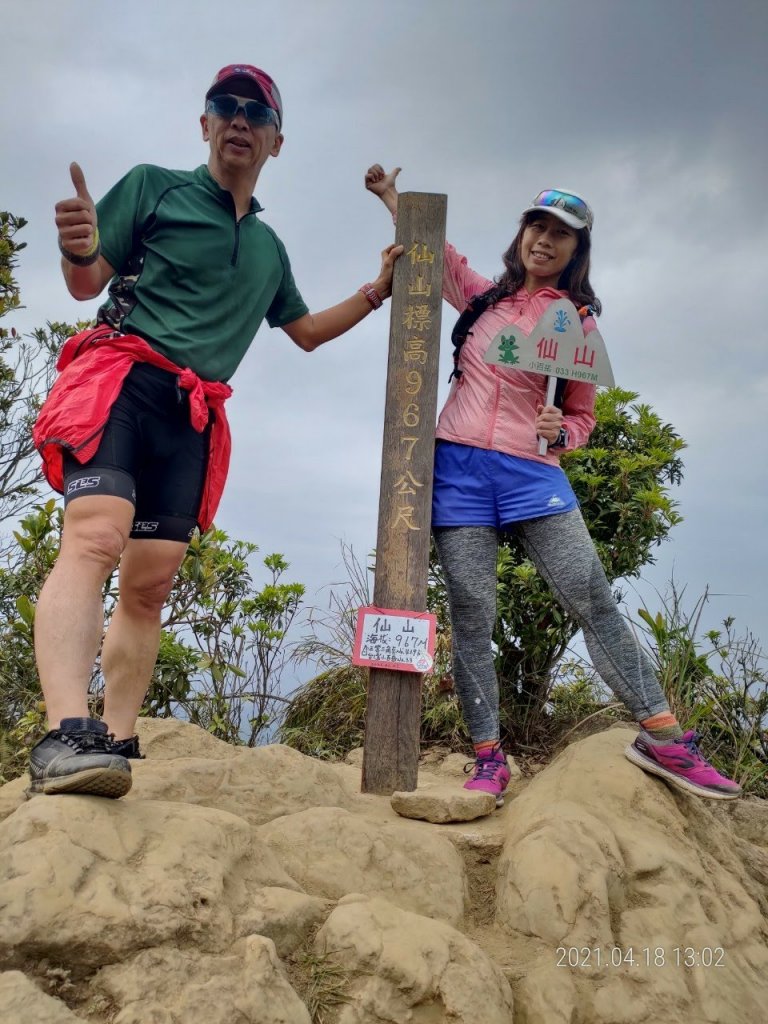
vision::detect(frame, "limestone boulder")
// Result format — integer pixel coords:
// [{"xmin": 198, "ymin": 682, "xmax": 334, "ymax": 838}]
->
[
  {"xmin": 510, "ymin": 965, "xmax": 579, "ymax": 1024},
  {"xmin": 2, "ymin": 718, "xmax": 768, "ymax": 1024},
  {"xmin": 0, "ymin": 972, "xmax": 86, "ymax": 1024},
  {"xmin": 0, "ymin": 775, "xmax": 27, "ymax": 825},
  {"xmin": 437, "ymin": 751, "xmax": 475, "ymax": 778},
  {"xmin": 1, "ymin": 722, "xmax": 359, "ymax": 830},
  {"xmin": 127, "ymin": 739, "xmax": 358, "ymax": 826},
  {"xmin": 134, "ymin": 716, "xmax": 240, "ymax": 759},
  {"xmin": 391, "ymin": 784, "xmax": 496, "ymax": 822},
  {"xmin": 718, "ymin": 795, "xmax": 768, "ymax": 847},
  {"xmin": 0, "ymin": 795, "xmax": 298, "ymax": 970},
  {"xmin": 92, "ymin": 935, "xmax": 311, "ymax": 1024},
  {"xmin": 257, "ymin": 806, "xmax": 467, "ymax": 925},
  {"xmin": 235, "ymin": 887, "xmax": 332, "ymax": 957},
  {"xmin": 315, "ymin": 894, "xmax": 514, "ymax": 1023},
  {"xmin": 496, "ymin": 728, "xmax": 768, "ymax": 1023}
]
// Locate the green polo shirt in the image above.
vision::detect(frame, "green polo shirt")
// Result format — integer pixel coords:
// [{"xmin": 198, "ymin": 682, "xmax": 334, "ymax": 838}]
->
[{"xmin": 95, "ymin": 164, "xmax": 308, "ymax": 382}]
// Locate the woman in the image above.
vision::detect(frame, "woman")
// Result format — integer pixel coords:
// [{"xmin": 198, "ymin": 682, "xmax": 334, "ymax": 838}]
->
[{"xmin": 365, "ymin": 165, "xmax": 740, "ymax": 806}]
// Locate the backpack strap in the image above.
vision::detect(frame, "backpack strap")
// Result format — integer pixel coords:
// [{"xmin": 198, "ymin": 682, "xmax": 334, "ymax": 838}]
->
[{"xmin": 448, "ymin": 287, "xmax": 496, "ymax": 382}]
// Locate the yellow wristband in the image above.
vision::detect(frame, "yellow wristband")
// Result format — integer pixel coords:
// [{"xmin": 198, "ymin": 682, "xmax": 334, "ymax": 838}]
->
[
  {"xmin": 82, "ymin": 226, "xmax": 100, "ymax": 258},
  {"xmin": 59, "ymin": 226, "xmax": 101, "ymax": 267}
]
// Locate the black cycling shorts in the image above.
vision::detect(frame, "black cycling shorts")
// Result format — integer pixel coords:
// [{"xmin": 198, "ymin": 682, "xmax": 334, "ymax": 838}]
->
[{"xmin": 62, "ymin": 362, "xmax": 211, "ymax": 543}]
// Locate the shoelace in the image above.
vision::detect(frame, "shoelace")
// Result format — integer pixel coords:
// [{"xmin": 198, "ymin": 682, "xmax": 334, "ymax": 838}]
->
[
  {"xmin": 678, "ymin": 732, "xmax": 706, "ymax": 761},
  {"xmin": 53, "ymin": 729, "xmax": 114, "ymax": 755},
  {"xmin": 464, "ymin": 747, "xmax": 505, "ymax": 780},
  {"xmin": 469, "ymin": 758, "xmax": 505, "ymax": 781}
]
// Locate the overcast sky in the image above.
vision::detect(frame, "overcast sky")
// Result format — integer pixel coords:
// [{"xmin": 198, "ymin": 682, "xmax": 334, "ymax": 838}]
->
[{"xmin": 3, "ymin": 0, "xmax": 767, "ymax": 683}]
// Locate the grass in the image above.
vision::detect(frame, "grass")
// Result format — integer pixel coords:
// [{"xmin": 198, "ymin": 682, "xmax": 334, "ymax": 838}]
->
[{"xmin": 287, "ymin": 945, "xmax": 350, "ymax": 1024}]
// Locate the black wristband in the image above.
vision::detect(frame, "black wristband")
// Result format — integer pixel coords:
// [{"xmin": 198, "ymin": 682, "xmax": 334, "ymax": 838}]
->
[
  {"xmin": 548, "ymin": 427, "xmax": 570, "ymax": 450},
  {"xmin": 58, "ymin": 235, "xmax": 101, "ymax": 267}
]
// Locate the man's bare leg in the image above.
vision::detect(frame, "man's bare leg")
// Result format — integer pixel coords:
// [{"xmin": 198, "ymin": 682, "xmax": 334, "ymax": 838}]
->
[
  {"xmin": 29, "ymin": 494, "xmax": 135, "ymax": 797},
  {"xmin": 35, "ymin": 495, "xmax": 134, "ymax": 726},
  {"xmin": 101, "ymin": 537, "xmax": 188, "ymax": 741}
]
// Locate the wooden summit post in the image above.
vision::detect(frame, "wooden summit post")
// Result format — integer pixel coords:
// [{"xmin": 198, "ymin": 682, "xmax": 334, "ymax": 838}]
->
[{"xmin": 361, "ymin": 192, "xmax": 447, "ymax": 794}]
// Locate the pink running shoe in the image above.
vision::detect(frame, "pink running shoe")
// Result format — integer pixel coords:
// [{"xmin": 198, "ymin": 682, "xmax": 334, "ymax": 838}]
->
[
  {"xmin": 625, "ymin": 730, "xmax": 741, "ymax": 800},
  {"xmin": 463, "ymin": 744, "xmax": 512, "ymax": 807}
]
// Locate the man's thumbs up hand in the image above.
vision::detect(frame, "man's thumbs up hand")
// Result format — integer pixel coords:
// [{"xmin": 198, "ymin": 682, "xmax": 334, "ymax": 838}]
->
[
  {"xmin": 69, "ymin": 162, "xmax": 93, "ymax": 204},
  {"xmin": 55, "ymin": 162, "xmax": 99, "ymax": 259}
]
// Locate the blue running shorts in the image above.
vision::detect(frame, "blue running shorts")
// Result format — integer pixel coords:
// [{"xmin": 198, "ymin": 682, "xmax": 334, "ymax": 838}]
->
[{"xmin": 432, "ymin": 440, "xmax": 578, "ymax": 528}]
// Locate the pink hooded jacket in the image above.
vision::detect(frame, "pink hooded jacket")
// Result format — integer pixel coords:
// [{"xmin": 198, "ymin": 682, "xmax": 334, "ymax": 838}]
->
[{"xmin": 436, "ymin": 243, "xmax": 598, "ymax": 463}]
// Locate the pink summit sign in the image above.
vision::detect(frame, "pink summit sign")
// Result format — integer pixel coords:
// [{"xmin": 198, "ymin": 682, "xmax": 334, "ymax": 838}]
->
[{"xmin": 353, "ymin": 607, "xmax": 436, "ymax": 674}]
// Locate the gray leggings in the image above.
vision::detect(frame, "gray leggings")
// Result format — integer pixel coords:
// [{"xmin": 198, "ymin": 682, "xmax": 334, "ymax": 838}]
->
[{"xmin": 433, "ymin": 510, "xmax": 670, "ymax": 743}]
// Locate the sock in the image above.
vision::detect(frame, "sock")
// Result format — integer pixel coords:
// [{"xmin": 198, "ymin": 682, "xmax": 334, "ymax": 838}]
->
[
  {"xmin": 639, "ymin": 712, "xmax": 684, "ymax": 743},
  {"xmin": 474, "ymin": 740, "xmax": 500, "ymax": 759}
]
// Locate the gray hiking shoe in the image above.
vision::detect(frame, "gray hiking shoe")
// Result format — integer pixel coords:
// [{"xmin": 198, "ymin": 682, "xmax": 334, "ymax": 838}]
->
[
  {"xmin": 107, "ymin": 735, "xmax": 144, "ymax": 759},
  {"xmin": 28, "ymin": 717, "xmax": 132, "ymax": 798}
]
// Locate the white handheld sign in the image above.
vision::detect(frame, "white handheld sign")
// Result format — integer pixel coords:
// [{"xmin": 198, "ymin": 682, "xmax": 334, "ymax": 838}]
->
[{"xmin": 483, "ymin": 299, "xmax": 614, "ymax": 453}]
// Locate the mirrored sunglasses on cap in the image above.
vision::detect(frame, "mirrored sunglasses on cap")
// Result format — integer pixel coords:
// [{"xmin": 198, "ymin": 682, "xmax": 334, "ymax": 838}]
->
[
  {"xmin": 205, "ymin": 94, "xmax": 280, "ymax": 128},
  {"xmin": 206, "ymin": 64, "xmax": 283, "ymax": 127},
  {"xmin": 525, "ymin": 189, "xmax": 594, "ymax": 230}
]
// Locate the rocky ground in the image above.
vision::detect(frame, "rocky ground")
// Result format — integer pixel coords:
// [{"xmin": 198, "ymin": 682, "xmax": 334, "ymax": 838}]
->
[{"xmin": 1, "ymin": 719, "xmax": 767, "ymax": 1023}]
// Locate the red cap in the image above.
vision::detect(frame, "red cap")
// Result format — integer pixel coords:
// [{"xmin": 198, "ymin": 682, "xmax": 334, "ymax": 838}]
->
[{"xmin": 206, "ymin": 65, "xmax": 283, "ymax": 128}]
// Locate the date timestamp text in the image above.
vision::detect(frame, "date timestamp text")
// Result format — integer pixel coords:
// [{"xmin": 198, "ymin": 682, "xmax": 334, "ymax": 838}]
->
[{"xmin": 556, "ymin": 946, "xmax": 725, "ymax": 969}]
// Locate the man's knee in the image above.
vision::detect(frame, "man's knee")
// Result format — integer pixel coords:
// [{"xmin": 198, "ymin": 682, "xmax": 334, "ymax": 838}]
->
[
  {"xmin": 61, "ymin": 516, "xmax": 128, "ymax": 574},
  {"xmin": 120, "ymin": 573, "xmax": 176, "ymax": 616}
]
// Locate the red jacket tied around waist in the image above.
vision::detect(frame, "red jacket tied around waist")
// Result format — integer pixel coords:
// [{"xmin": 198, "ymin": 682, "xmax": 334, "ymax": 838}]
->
[{"xmin": 33, "ymin": 326, "xmax": 233, "ymax": 531}]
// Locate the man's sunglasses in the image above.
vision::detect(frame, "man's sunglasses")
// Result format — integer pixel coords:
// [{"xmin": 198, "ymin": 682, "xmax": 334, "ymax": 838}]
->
[
  {"xmin": 530, "ymin": 190, "xmax": 593, "ymax": 229},
  {"xmin": 205, "ymin": 94, "xmax": 279, "ymax": 128}
]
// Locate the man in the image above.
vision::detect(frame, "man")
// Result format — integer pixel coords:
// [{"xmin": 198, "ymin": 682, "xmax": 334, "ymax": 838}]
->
[{"xmin": 29, "ymin": 64, "xmax": 401, "ymax": 798}]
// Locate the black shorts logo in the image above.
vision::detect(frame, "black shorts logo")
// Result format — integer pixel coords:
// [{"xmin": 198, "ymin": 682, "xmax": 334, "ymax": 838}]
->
[
  {"xmin": 66, "ymin": 476, "xmax": 102, "ymax": 495},
  {"xmin": 132, "ymin": 520, "xmax": 159, "ymax": 533}
]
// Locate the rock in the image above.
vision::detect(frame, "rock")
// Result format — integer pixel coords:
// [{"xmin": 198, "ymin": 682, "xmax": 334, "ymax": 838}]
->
[
  {"xmin": 315, "ymin": 895, "xmax": 514, "ymax": 1023},
  {"xmin": 235, "ymin": 887, "xmax": 332, "ymax": 957},
  {"xmin": 506, "ymin": 753, "xmax": 524, "ymax": 781},
  {"xmin": 391, "ymin": 784, "xmax": 496, "ymax": 822},
  {"xmin": 0, "ymin": 971, "xmax": 86, "ymax": 1023},
  {"xmin": 92, "ymin": 935, "xmax": 311, "ymax": 1024},
  {"xmin": 495, "ymin": 729, "xmax": 768, "ymax": 1024},
  {"xmin": 127, "ymin": 739, "xmax": 358, "ymax": 826},
  {"xmin": 714, "ymin": 796, "xmax": 768, "ymax": 847},
  {"xmin": 0, "ymin": 796, "xmax": 298, "ymax": 970},
  {"xmin": 345, "ymin": 747, "xmax": 364, "ymax": 766},
  {"xmin": 512, "ymin": 965, "xmax": 578, "ymax": 1024},
  {"xmin": 418, "ymin": 744, "xmax": 452, "ymax": 766},
  {"xmin": 0, "ymin": 776, "xmax": 27, "ymax": 825},
  {"xmin": 500, "ymin": 797, "xmax": 625, "ymax": 948},
  {"xmin": 438, "ymin": 751, "xmax": 474, "ymax": 778},
  {"xmin": 439, "ymin": 750, "xmax": 523, "ymax": 781},
  {"xmin": 2, "ymin": 720, "xmax": 768, "ymax": 1023},
  {"xmin": 257, "ymin": 806, "xmax": 467, "ymax": 925},
  {"xmin": 134, "ymin": 716, "xmax": 239, "ymax": 760}
]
